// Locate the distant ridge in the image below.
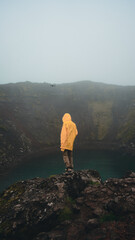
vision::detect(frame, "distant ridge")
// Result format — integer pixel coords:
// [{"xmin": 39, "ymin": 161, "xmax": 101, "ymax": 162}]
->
[{"xmin": 1, "ymin": 79, "xmax": 134, "ymax": 87}]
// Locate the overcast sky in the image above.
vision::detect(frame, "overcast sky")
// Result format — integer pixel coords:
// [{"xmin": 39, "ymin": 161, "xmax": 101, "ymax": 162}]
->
[{"xmin": 0, "ymin": 0, "xmax": 135, "ymax": 86}]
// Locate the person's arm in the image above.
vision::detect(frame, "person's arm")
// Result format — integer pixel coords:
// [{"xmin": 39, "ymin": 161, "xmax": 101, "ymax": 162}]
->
[
  {"xmin": 60, "ymin": 123, "xmax": 66, "ymax": 151},
  {"xmin": 76, "ymin": 127, "xmax": 78, "ymax": 136},
  {"xmin": 75, "ymin": 124, "xmax": 78, "ymax": 136}
]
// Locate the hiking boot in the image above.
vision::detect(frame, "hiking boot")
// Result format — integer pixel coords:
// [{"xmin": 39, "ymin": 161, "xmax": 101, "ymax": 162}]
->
[{"xmin": 67, "ymin": 168, "xmax": 73, "ymax": 172}]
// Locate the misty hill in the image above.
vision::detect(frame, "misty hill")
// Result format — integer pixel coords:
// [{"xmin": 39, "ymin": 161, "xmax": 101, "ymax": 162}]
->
[{"xmin": 0, "ymin": 81, "xmax": 135, "ymax": 170}]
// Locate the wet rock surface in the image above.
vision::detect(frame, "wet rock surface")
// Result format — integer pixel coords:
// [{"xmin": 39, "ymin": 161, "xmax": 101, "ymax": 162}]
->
[{"xmin": 0, "ymin": 169, "xmax": 135, "ymax": 240}]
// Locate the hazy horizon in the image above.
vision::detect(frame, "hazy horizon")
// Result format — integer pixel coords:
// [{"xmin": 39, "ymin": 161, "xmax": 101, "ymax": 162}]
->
[
  {"xmin": 0, "ymin": 0, "xmax": 135, "ymax": 86},
  {"xmin": 1, "ymin": 79, "xmax": 135, "ymax": 88}
]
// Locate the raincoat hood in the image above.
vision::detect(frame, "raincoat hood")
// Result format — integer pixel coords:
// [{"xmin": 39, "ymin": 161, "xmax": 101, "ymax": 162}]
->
[{"xmin": 62, "ymin": 113, "xmax": 72, "ymax": 123}]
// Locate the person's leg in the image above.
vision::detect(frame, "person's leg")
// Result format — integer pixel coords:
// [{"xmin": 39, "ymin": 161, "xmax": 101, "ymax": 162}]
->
[
  {"xmin": 63, "ymin": 150, "xmax": 70, "ymax": 170},
  {"xmin": 68, "ymin": 150, "xmax": 73, "ymax": 170}
]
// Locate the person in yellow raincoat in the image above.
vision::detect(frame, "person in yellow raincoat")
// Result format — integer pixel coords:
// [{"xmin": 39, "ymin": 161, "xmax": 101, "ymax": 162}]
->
[{"xmin": 60, "ymin": 113, "xmax": 78, "ymax": 172}]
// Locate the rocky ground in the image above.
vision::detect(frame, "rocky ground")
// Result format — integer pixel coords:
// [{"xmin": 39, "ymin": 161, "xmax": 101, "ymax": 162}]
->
[{"xmin": 0, "ymin": 169, "xmax": 135, "ymax": 240}]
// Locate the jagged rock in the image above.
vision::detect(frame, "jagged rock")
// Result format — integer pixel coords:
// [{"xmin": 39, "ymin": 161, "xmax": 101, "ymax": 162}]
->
[{"xmin": 0, "ymin": 169, "xmax": 135, "ymax": 240}]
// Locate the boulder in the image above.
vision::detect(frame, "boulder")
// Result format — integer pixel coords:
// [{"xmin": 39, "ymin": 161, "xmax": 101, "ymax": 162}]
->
[{"xmin": 0, "ymin": 169, "xmax": 135, "ymax": 240}]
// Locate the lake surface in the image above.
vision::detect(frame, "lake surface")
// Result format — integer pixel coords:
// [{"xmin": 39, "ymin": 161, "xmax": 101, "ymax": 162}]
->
[{"xmin": 0, "ymin": 150, "xmax": 135, "ymax": 193}]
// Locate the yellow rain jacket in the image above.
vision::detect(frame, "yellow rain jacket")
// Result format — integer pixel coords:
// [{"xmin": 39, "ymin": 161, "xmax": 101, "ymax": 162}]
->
[{"xmin": 60, "ymin": 113, "xmax": 78, "ymax": 151}]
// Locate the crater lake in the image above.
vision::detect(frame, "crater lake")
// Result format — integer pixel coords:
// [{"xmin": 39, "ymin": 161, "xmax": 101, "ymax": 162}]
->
[{"xmin": 0, "ymin": 150, "xmax": 135, "ymax": 193}]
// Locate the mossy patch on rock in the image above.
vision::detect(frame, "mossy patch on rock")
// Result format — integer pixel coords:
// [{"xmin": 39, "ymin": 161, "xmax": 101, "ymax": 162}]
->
[
  {"xmin": 0, "ymin": 182, "xmax": 25, "ymax": 214},
  {"xmin": 117, "ymin": 109, "xmax": 135, "ymax": 143},
  {"xmin": 89, "ymin": 101, "xmax": 113, "ymax": 140}
]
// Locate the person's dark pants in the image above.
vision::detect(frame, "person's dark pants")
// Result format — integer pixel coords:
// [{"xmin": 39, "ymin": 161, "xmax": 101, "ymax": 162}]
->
[{"xmin": 63, "ymin": 149, "xmax": 73, "ymax": 170}]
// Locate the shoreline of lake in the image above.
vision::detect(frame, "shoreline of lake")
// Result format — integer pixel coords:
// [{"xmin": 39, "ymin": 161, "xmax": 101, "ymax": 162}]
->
[
  {"xmin": 0, "ymin": 149, "xmax": 135, "ymax": 194},
  {"xmin": 0, "ymin": 142, "xmax": 134, "ymax": 177}
]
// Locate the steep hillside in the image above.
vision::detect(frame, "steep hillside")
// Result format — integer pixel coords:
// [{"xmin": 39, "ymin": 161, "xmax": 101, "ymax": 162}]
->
[{"xmin": 0, "ymin": 81, "xmax": 135, "ymax": 170}]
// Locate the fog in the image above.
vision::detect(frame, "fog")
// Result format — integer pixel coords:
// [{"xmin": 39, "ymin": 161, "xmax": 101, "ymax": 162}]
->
[{"xmin": 0, "ymin": 0, "xmax": 135, "ymax": 86}]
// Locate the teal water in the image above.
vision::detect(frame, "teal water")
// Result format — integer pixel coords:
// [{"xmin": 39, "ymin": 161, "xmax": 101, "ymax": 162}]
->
[{"xmin": 0, "ymin": 150, "xmax": 135, "ymax": 193}]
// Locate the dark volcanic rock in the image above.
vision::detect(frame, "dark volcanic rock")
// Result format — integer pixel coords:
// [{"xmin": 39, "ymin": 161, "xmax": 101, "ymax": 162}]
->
[{"xmin": 0, "ymin": 170, "xmax": 135, "ymax": 240}]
